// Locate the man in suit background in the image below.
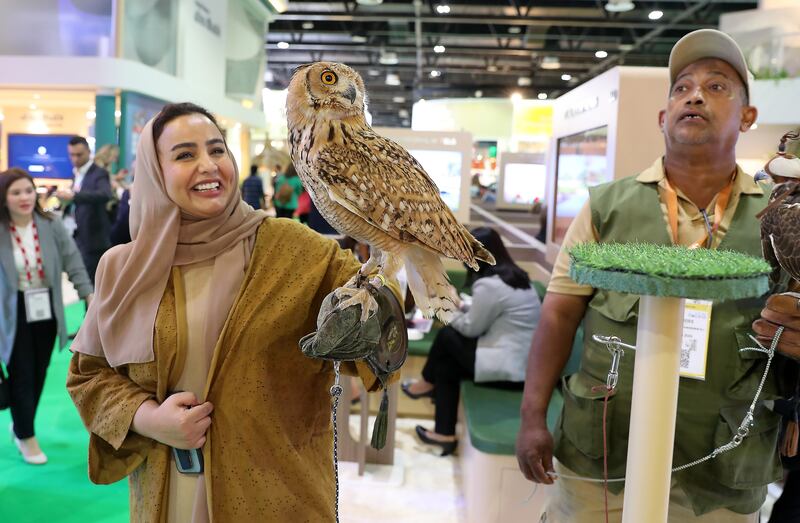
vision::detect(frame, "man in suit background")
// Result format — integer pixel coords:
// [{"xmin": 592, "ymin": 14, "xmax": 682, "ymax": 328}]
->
[{"xmin": 57, "ymin": 136, "xmax": 112, "ymax": 283}]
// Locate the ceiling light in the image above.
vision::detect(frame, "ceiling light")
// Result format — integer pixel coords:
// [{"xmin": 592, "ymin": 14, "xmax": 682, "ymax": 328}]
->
[
  {"xmin": 399, "ymin": 109, "xmax": 409, "ymax": 118},
  {"xmin": 351, "ymin": 34, "xmax": 368, "ymax": 43},
  {"xmin": 751, "ymin": 123, "xmax": 759, "ymax": 130},
  {"xmin": 430, "ymin": 70, "xmax": 441, "ymax": 78},
  {"xmin": 402, "ymin": 119, "xmax": 410, "ymax": 126},
  {"xmin": 604, "ymin": 0, "xmax": 635, "ymax": 12},
  {"xmin": 436, "ymin": 5, "xmax": 450, "ymax": 14},
  {"xmin": 508, "ymin": 27, "xmax": 522, "ymax": 34},
  {"xmin": 368, "ymin": 69, "xmax": 381, "ymax": 76},
  {"xmin": 595, "ymin": 50, "xmax": 608, "ymax": 59},
  {"xmin": 264, "ymin": 70, "xmax": 275, "ymax": 82},
  {"xmin": 541, "ymin": 56, "xmax": 561, "ymax": 70},
  {"xmin": 434, "ymin": 45, "xmax": 446, "ymax": 54},
  {"xmin": 619, "ymin": 43, "xmax": 635, "ymax": 52},
  {"xmin": 537, "ymin": 92, "xmax": 548, "ymax": 100},
  {"xmin": 301, "ymin": 22, "xmax": 314, "ymax": 30},
  {"xmin": 510, "ymin": 92, "xmax": 523, "ymax": 102},
  {"xmin": 561, "ymin": 74, "xmax": 572, "ymax": 81},
  {"xmin": 114, "ymin": 110, "xmax": 122, "ymax": 118},
  {"xmin": 29, "ymin": 103, "xmax": 37, "ymax": 110},
  {"xmin": 393, "ymin": 96, "xmax": 406, "ymax": 103},
  {"xmin": 33, "ymin": 93, "xmax": 41, "ymax": 99},
  {"xmin": 385, "ymin": 73, "xmax": 401, "ymax": 86},
  {"xmin": 276, "ymin": 41, "xmax": 290, "ymax": 49},
  {"xmin": 474, "ymin": 90, "xmax": 483, "ymax": 98},
  {"xmin": 356, "ymin": 0, "xmax": 383, "ymax": 5},
  {"xmin": 86, "ymin": 110, "xmax": 96, "ymax": 120},
  {"xmin": 648, "ymin": 9, "xmax": 663, "ymax": 20},
  {"xmin": 487, "ymin": 65, "xmax": 498, "ymax": 72},
  {"xmin": 517, "ymin": 77, "xmax": 532, "ymax": 86},
  {"xmin": 379, "ymin": 51, "xmax": 399, "ymax": 65}
]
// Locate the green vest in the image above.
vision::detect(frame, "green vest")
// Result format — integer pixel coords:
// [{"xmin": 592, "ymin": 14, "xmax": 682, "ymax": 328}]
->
[{"xmin": 553, "ymin": 175, "xmax": 782, "ymax": 516}]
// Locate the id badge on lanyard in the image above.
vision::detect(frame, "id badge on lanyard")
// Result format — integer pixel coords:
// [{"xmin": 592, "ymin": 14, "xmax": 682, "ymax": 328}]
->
[{"xmin": 24, "ymin": 288, "xmax": 52, "ymax": 323}]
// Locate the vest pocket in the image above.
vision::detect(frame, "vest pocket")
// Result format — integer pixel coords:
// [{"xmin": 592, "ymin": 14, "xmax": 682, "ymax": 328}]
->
[
  {"xmin": 560, "ymin": 374, "xmax": 616, "ymax": 459},
  {"xmin": 711, "ymin": 404, "xmax": 782, "ymax": 489}
]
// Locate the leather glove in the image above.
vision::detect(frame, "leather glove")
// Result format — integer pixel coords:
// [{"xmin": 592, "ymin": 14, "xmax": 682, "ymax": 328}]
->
[{"xmin": 752, "ymin": 292, "xmax": 800, "ymax": 359}]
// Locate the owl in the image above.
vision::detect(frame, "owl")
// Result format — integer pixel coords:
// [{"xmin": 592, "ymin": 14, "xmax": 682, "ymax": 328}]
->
[
  {"xmin": 756, "ymin": 131, "xmax": 800, "ymax": 289},
  {"xmin": 286, "ymin": 62, "xmax": 495, "ymax": 323}
]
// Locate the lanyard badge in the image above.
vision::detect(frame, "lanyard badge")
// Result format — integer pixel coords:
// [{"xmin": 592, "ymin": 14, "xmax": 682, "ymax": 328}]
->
[{"xmin": 9, "ymin": 222, "xmax": 51, "ymax": 323}]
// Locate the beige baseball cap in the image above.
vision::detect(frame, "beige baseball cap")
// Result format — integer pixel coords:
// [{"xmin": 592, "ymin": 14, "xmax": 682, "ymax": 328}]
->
[{"xmin": 669, "ymin": 29, "xmax": 752, "ymax": 98}]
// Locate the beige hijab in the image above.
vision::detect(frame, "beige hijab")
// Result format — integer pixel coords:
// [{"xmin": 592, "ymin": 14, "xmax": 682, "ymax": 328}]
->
[{"xmin": 73, "ymin": 115, "xmax": 267, "ymax": 367}]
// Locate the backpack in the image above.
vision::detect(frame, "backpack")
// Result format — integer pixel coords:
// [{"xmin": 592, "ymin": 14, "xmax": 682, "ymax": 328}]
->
[{"xmin": 275, "ymin": 180, "xmax": 294, "ymax": 205}]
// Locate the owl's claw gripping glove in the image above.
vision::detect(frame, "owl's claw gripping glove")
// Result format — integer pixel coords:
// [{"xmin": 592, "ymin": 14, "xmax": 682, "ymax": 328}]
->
[{"xmin": 299, "ymin": 283, "xmax": 408, "ymax": 449}]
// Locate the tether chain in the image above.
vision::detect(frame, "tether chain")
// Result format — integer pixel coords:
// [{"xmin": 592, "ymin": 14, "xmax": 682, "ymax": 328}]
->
[
  {"xmin": 330, "ymin": 361, "xmax": 343, "ymax": 523},
  {"xmin": 556, "ymin": 327, "xmax": 786, "ymax": 482}
]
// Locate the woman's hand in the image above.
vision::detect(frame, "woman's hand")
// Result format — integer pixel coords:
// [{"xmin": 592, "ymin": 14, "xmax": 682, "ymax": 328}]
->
[{"xmin": 131, "ymin": 392, "xmax": 214, "ymax": 449}]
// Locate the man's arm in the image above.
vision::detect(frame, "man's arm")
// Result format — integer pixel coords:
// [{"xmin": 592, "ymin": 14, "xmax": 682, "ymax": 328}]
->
[
  {"xmin": 73, "ymin": 169, "xmax": 113, "ymax": 204},
  {"xmin": 516, "ymin": 292, "xmax": 590, "ymax": 484}
]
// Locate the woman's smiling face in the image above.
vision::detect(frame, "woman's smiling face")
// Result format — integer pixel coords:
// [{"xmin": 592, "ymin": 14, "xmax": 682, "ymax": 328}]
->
[{"xmin": 156, "ymin": 113, "xmax": 236, "ymax": 218}]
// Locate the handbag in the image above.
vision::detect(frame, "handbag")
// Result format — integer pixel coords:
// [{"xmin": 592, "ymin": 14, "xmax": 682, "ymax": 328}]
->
[{"xmin": 0, "ymin": 364, "xmax": 9, "ymax": 410}]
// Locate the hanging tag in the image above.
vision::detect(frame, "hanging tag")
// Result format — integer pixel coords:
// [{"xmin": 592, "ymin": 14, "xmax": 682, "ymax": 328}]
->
[
  {"xmin": 24, "ymin": 288, "xmax": 52, "ymax": 323},
  {"xmin": 679, "ymin": 299, "xmax": 712, "ymax": 380}
]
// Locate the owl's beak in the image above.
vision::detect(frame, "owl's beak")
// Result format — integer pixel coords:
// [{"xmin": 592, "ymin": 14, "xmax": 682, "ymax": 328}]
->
[{"xmin": 343, "ymin": 85, "xmax": 357, "ymax": 104}]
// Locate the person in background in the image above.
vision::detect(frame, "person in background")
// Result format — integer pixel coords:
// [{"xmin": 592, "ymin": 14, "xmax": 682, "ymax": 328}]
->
[
  {"xmin": 273, "ymin": 163, "xmax": 304, "ymax": 219},
  {"xmin": 294, "ymin": 189, "xmax": 311, "ymax": 224},
  {"xmin": 109, "ymin": 186, "xmax": 131, "ymax": 246},
  {"xmin": 403, "ymin": 227, "xmax": 541, "ymax": 456},
  {"xmin": 241, "ymin": 164, "xmax": 265, "ymax": 210},
  {"xmin": 0, "ymin": 168, "xmax": 93, "ymax": 465},
  {"xmin": 57, "ymin": 136, "xmax": 113, "ymax": 283}
]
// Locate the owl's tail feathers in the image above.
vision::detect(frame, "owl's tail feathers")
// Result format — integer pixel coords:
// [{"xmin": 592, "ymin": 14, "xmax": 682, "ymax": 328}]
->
[{"xmin": 402, "ymin": 247, "xmax": 460, "ymax": 324}]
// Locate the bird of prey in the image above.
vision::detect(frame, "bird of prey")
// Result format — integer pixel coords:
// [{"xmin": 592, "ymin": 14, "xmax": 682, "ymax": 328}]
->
[
  {"xmin": 286, "ymin": 62, "xmax": 495, "ymax": 322},
  {"xmin": 756, "ymin": 131, "xmax": 800, "ymax": 289}
]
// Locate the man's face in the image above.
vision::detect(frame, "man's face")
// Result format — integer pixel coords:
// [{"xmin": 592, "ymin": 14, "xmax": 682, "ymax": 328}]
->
[
  {"xmin": 660, "ymin": 58, "xmax": 756, "ymax": 150},
  {"xmin": 68, "ymin": 143, "xmax": 91, "ymax": 168}
]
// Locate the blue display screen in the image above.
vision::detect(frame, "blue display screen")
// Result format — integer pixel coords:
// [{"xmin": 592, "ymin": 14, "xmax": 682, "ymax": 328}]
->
[{"xmin": 7, "ymin": 134, "xmax": 74, "ymax": 179}]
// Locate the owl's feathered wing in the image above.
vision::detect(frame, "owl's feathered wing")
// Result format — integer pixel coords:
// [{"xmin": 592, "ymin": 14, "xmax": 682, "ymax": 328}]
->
[
  {"xmin": 314, "ymin": 130, "xmax": 493, "ymax": 268},
  {"xmin": 308, "ymin": 128, "xmax": 494, "ymax": 322}
]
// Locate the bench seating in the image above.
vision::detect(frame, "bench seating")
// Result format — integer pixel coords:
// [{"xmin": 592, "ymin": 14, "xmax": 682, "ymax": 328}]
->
[{"xmin": 457, "ymin": 278, "xmax": 584, "ymax": 522}]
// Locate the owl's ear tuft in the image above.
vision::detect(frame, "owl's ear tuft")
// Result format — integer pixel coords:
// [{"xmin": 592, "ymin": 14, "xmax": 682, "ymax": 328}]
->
[{"xmin": 292, "ymin": 63, "xmax": 314, "ymax": 76}]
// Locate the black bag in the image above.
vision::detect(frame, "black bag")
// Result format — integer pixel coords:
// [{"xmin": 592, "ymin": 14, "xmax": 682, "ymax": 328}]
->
[{"xmin": 0, "ymin": 364, "xmax": 9, "ymax": 410}]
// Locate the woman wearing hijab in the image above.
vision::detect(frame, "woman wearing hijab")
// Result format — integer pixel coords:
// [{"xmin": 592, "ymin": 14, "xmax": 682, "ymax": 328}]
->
[
  {"xmin": 67, "ymin": 103, "xmax": 398, "ymax": 521},
  {"xmin": 0, "ymin": 168, "xmax": 93, "ymax": 465}
]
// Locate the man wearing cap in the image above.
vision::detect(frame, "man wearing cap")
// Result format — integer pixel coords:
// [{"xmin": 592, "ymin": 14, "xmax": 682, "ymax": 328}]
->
[{"xmin": 516, "ymin": 29, "xmax": 791, "ymax": 521}]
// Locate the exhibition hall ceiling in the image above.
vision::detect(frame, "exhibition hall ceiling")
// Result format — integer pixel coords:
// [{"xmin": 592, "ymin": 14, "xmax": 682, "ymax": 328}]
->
[{"xmin": 265, "ymin": 0, "xmax": 757, "ymax": 127}]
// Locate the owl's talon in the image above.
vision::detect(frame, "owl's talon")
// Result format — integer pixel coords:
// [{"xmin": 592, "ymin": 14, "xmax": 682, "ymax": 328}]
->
[{"xmin": 333, "ymin": 286, "xmax": 378, "ymax": 322}]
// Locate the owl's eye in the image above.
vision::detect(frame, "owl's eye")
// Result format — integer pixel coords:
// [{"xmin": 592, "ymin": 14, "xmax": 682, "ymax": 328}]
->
[{"xmin": 321, "ymin": 71, "xmax": 338, "ymax": 85}]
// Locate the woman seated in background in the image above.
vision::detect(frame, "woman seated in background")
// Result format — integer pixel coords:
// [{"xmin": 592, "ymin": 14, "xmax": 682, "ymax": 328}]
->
[{"xmin": 402, "ymin": 227, "xmax": 541, "ymax": 456}]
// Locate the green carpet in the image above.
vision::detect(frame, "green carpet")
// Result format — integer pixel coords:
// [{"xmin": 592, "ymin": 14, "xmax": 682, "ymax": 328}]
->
[{"xmin": 0, "ymin": 303, "xmax": 128, "ymax": 522}]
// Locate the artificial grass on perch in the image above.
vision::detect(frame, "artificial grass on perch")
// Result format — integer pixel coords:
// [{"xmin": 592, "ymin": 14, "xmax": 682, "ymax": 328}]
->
[{"xmin": 568, "ymin": 242, "xmax": 771, "ymax": 523}]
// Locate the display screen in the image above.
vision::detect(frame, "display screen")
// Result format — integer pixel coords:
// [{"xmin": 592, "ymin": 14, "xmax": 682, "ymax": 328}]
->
[
  {"xmin": 503, "ymin": 162, "xmax": 546, "ymax": 205},
  {"xmin": 7, "ymin": 134, "xmax": 75, "ymax": 180},
  {"xmin": 408, "ymin": 149, "xmax": 463, "ymax": 211},
  {"xmin": 554, "ymin": 126, "xmax": 610, "ymax": 244}
]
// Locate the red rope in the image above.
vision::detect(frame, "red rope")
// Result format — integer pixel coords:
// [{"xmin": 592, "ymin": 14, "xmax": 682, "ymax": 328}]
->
[{"xmin": 592, "ymin": 383, "xmax": 614, "ymax": 523}]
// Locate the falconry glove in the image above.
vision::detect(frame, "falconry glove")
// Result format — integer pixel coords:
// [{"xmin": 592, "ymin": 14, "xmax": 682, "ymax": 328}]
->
[{"xmin": 299, "ymin": 283, "xmax": 407, "ymax": 448}]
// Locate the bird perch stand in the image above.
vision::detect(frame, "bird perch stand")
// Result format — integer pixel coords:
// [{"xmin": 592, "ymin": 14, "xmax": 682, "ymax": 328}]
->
[{"xmin": 569, "ymin": 243, "xmax": 771, "ymax": 523}]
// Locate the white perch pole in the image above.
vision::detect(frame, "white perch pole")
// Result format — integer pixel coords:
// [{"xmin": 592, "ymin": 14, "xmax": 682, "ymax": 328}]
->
[{"xmin": 621, "ymin": 295, "xmax": 685, "ymax": 523}]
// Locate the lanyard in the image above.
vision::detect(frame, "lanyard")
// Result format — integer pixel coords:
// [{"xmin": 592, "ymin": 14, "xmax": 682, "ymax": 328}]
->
[
  {"xmin": 663, "ymin": 173, "xmax": 735, "ymax": 249},
  {"xmin": 9, "ymin": 221, "xmax": 46, "ymax": 284}
]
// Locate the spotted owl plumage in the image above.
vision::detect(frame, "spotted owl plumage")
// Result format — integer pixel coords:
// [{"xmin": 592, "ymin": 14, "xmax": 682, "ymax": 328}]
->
[{"xmin": 286, "ymin": 62, "xmax": 495, "ymax": 322}]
